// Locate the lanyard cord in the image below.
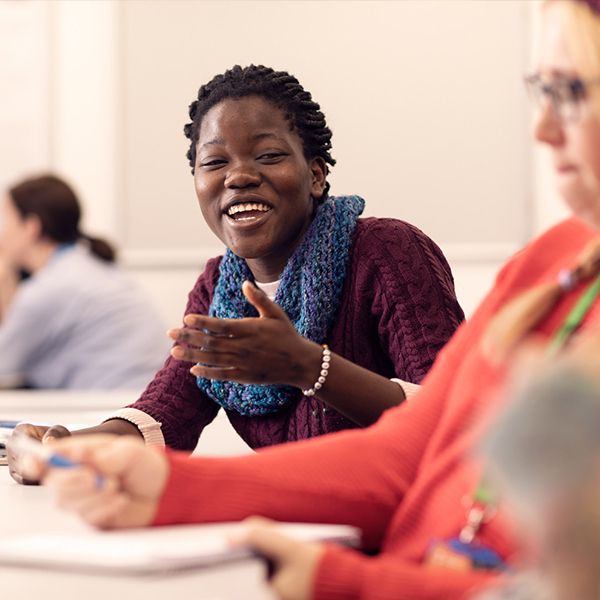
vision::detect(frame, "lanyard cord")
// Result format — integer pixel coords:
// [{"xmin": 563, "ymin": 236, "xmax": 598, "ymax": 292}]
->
[{"xmin": 548, "ymin": 273, "xmax": 600, "ymax": 357}]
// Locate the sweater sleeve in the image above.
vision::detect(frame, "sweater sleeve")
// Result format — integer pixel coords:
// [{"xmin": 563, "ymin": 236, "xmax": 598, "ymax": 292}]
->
[
  {"xmin": 127, "ymin": 259, "xmax": 222, "ymax": 451},
  {"xmin": 365, "ymin": 219, "xmax": 465, "ymax": 384},
  {"xmin": 313, "ymin": 545, "xmax": 495, "ymax": 600}
]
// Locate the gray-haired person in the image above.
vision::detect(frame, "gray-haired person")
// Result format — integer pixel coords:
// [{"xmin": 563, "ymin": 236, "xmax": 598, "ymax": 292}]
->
[{"xmin": 480, "ymin": 369, "xmax": 600, "ymax": 600}]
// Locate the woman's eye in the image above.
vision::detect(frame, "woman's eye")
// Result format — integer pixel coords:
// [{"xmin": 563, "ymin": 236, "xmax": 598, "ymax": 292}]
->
[
  {"xmin": 258, "ymin": 153, "xmax": 285, "ymax": 162},
  {"xmin": 200, "ymin": 159, "xmax": 227, "ymax": 168}
]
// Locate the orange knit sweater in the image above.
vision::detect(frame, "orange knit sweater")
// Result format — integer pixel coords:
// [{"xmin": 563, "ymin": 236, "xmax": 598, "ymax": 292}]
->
[{"xmin": 154, "ymin": 218, "xmax": 600, "ymax": 600}]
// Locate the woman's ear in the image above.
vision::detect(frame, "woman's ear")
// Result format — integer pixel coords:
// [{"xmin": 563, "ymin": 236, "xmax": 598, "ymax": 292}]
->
[
  {"xmin": 23, "ymin": 214, "xmax": 42, "ymax": 242},
  {"xmin": 309, "ymin": 157, "xmax": 327, "ymax": 199}
]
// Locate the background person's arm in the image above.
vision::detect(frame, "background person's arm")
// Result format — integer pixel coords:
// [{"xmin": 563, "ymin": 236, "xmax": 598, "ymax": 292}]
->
[{"xmin": 0, "ymin": 256, "xmax": 19, "ymax": 322}]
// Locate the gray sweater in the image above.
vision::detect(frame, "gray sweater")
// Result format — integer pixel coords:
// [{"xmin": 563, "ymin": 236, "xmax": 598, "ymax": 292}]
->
[{"xmin": 0, "ymin": 245, "xmax": 169, "ymax": 390}]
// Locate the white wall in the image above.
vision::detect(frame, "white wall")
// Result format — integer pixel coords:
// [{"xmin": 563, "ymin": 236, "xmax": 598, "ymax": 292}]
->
[
  {"xmin": 0, "ymin": 1, "xmax": 51, "ymax": 190},
  {"xmin": 2, "ymin": 0, "xmax": 567, "ymax": 322}
]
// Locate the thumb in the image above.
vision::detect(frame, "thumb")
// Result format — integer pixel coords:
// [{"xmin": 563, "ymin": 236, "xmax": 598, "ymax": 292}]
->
[{"xmin": 243, "ymin": 281, "xmax": 286, "ymax": 320}]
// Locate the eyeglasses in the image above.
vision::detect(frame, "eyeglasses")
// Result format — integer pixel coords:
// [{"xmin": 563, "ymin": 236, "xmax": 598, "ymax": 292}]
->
[{"xmin": 524, "ymin": 73, "xmax": 600, "ymax": 123}]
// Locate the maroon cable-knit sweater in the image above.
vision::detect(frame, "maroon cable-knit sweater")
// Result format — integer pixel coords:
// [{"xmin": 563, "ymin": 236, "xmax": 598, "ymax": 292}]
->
[{"xmin": 128, "ymin": 217, "xmax": 464, "ymax": 450}]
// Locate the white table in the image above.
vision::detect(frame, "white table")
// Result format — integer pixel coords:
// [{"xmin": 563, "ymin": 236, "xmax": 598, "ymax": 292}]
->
[
  {"xmin": 0, "ymin": 390, "xmax": 252, "ymax": 456},
  {"xmin": 0, "ymin": 391, "xmax": 271, "ymax": 600},
  {"xmin": 0, "ymin": 470, "xmax": 273, "ymax": 600}
]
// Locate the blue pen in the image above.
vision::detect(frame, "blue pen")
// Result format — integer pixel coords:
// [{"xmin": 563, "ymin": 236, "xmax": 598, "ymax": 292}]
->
[{"xmin": 7, "ymin": 431, "xmax": 104, "ymax": 488}]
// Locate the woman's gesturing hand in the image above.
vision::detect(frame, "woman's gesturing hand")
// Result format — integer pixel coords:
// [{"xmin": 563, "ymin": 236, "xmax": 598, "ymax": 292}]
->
[{"xmin": 168, "ymin": 281, "xmax": 322, "ymax": 389}]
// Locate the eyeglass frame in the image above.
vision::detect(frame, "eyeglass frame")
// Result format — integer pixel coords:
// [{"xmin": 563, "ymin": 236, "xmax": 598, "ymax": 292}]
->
[{"xmin": 524, "ymin": 73, "xmax": 600, "ymax": 123}]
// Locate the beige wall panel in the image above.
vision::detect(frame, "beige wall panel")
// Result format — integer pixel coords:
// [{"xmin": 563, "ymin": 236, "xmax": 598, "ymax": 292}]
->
[{"xmin": 120, "ymin": 0, "xmax": 532, "ymax": 252}]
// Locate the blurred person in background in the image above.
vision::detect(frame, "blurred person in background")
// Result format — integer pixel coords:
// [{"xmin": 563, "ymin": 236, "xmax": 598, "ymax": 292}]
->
[{"xmin": 0, "ymin": 173, "xmax": 169, "ymax": 390}]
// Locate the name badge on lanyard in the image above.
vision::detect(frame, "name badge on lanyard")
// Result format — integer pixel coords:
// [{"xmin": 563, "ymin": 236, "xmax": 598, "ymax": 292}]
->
[{"xmin": 425, "ymin": 481, "xmax": 507, "ymax": 572}]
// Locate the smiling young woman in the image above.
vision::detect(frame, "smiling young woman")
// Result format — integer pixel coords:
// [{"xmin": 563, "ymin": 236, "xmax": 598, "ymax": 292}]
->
[{"xmin": 8, "ymin": 65, "xmax": 464, "ymax": 482}]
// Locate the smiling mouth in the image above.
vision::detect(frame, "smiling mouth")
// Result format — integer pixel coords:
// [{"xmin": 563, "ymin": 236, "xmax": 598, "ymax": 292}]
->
[{"xmin": 225, "ymin": 202, "xmax": 273, "ymax": 222}]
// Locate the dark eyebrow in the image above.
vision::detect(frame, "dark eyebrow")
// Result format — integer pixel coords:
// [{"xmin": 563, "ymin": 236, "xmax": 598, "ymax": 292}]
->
[
  {"xmin": 252, "ymin": 132, "xmax": 282, "ymax": 142},
  {"xmin": 198, "ymin": 137, "xmax": 225, "ymax": 151},
  {"xmin": 198, "ymin": 132, "xmax": 285, "ymax": 152}
]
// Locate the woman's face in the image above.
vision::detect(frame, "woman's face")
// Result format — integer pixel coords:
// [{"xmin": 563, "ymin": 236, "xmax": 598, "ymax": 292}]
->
[
  {"xmin": 534, "ymin": 3, "xmax": 600, "ymax": 230},
  {"xmin": 0, "ymin": 194, "xmax": 36, "ymax": 267},
  {"xmin": 193, "ymin": 95, "xmax": 326, "ymax": 281}
]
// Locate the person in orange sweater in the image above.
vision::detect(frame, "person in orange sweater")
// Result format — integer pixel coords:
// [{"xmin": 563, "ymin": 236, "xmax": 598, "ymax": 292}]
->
[{"xmin": 27, "ymin": 1, "xmax": 600, "ymax": 599}]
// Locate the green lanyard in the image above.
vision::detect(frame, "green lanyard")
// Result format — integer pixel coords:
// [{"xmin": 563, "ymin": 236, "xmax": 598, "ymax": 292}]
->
[
  {"xmin": 547, "ymin": 273, "xmax": 600, "ymax": 357},
  {"xmin": 462, "ymin": 276, "xmax": 600, "ymax": 544}
]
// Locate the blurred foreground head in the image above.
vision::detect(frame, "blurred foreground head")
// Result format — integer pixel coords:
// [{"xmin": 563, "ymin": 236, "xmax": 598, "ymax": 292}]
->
[{"xmin": 483, "ymin": 368, "xmax": 600, "ymax": 600}]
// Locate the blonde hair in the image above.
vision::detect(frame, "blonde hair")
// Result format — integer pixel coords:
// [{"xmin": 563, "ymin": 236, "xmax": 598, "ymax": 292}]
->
[
  {"xmin": 550, "ymin": 1, "xmax": 600, "ymax": 115},
  {"xmin": 482, "ymin": 1, "xmax": 600, "ymax": 363}
]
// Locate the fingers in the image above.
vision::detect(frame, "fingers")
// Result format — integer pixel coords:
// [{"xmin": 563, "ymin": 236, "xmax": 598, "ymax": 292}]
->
[
  {"xmin": 48, "ymin": 435, "xmax": 145, "ymax": 478},
  {"xmin": 173, "ymin": 279, "xmax": 289, "ymax": 343},
  {"xmin": 169, "ymin": 326, "xmax": 237, "ymax": 348},
  {"xmin": 189, "ymin": 364, "xmax": 246, "ymax": 381},
  {"xmin": 13, "ymin": 422, "xmax": 47, "ymax": 441},
  {"xmin": 47, "ymin": 435, "xmax": 168, "ymax": 502},
  {"xmin": 43, "ymin": 425, "xmax": 71, "ymax": 443},
  {"xmin": 168, "ymin": 318, "xmax": 252, "ymax": 365},
  {"xmin": 177, "ymin": 315, "xmax": 250, "ymax": 338},
  {"xmin": 46, "ymin": 468, "xmax": 126, "ymax": 528},
  {"xmin": 46, "ymin": 466, "xmax": 110, "ymax": 507},
  {"xmin": 242, "ymin": 281, "xmax": 287, "ymax": 320},
  {"xmin": 18, "ymin": 454, "xmax": 47, "ymax": 482},
  {"xmin": 171, "ymin": 345, "xmax": 242, "ymax": 366},
  {"xmin": 80, "ymin": 493, "xmax": 130, "ymax": 529},
  {"xmin": 7, "ymin": 423, "xmax": 49, "ymax": 485},
  {"xmin": 238, "ymin": 521, "xmax": 301, "ymax": 564}
]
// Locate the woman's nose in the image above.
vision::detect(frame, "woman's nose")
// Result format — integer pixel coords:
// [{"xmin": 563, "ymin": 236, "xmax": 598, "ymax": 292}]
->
[
  {"xmin": 225, "ymin": 163, "xmax": 261, "ymax": 189},
  {"xmin": 533, "ymin": 101, "xmax": 565, "ymax": 147}
]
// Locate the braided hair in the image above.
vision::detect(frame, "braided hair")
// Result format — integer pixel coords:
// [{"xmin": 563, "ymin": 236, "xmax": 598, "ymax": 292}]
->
[{"xmin": 183, "ymin": 65, "xmax": 336, "ymax": 198}]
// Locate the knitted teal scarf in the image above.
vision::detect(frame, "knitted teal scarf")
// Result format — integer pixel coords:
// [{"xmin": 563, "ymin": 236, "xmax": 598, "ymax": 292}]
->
[{"xmin": 196, "ymin": 195, "xmax": 365, "ymax": 416}]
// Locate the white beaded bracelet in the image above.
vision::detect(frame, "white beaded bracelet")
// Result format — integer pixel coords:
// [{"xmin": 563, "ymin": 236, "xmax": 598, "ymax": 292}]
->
[{"xmin": 302, "ymin": 344, "xmax": 331, "ymax": 397}]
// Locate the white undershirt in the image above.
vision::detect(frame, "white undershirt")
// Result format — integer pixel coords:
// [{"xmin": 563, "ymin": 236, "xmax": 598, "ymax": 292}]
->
[{"xmin": 254, "ymin": 279, "xmax": 280, "ymax": 301}]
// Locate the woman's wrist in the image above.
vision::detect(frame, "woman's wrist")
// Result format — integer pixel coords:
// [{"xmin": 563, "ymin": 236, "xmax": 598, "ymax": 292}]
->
[
  {"xmin": 294, "ymin": 339, "xmax": 327, "ymax": 389},
  {"xmin": 302, "ymin": 345, "xmax": 331, "ymax": 397}
]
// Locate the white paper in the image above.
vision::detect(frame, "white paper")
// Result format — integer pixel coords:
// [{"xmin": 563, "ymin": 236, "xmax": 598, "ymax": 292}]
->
[{"xmin": 0, "ymin": 522, "xmax": 359, "ymax": 574}]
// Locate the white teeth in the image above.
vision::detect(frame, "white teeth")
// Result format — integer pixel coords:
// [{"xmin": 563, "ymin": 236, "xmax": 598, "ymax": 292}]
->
[{"xmin": 227, "ymin": 202, "xmax": 271, "ymax": 216}]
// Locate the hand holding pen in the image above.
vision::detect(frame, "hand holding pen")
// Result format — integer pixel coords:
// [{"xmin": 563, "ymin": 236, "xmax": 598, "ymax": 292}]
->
[
  {"xmin": 7, "ymin": 431, "xmax": 105, "ymax": 488},
  {"xmin": 7, "ymin": 433, "xmax": 170, "ymax": 529}
]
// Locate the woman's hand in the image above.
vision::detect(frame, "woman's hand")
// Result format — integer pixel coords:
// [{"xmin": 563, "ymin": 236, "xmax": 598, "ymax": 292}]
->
[
  {"xmin": 168, "ymin": 281, "xmax": 322, "ymax": 389},
  {"xmin": 8, "ymin": 423, "xmax": 71, "ymax": 485},
  {"xmin": 235, "ymin": 518, "xmax": 325, "ymax": 600},
  {"xmin": 31, "ymin": 435, "xmax": 169, "ymax": 529}
]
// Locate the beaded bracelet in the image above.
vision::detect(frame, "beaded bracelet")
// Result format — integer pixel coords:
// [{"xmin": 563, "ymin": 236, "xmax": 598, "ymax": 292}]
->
[{"xmin": 302, "ymin": 344, "xmax": 331, "ymax": 397}]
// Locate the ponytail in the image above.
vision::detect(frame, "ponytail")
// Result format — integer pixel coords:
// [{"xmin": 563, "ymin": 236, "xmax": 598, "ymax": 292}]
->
[
  {"xmin": 80, "ymin": 233, "xmax": 116, "ymax": 263},
  {"xmin": 482, "ymin": 240, "xmax": 600, "ymax": 363}
]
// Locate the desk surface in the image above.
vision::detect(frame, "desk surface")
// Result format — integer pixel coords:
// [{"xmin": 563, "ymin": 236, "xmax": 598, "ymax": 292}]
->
[
  {"xmin": 0, "ymin": 390, "xmax": 252, "ymax": 456},
  {"xmin": 0, "ymin": 392, "xmax": 267, "ymax": 599},
  {"xmin": 0, "ymin": 464, "xmax": 273, "ymax": 600}
]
